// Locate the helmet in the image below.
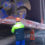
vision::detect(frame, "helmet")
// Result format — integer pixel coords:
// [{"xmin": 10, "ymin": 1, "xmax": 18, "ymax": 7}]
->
[{"xmin": 16, "ymin": 17, "xmax": 21, "ymax": 21}]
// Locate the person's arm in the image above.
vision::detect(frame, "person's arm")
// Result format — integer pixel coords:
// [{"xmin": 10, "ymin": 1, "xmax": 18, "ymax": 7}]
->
[{"xmin": 11, "ymin": 25, "xmax": 15, "ymax": 34}]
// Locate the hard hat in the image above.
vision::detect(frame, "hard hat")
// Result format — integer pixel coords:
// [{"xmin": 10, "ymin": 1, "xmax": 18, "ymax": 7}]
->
[{"xmin": 16, "ymin": 17, "xmax": 21, "ymax": 21}]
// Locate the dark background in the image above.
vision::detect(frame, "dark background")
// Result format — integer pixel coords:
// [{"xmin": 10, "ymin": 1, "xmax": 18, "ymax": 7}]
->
[{"xmin": 25, "ymin": 0, "xmax": 41, "ymax": 23}]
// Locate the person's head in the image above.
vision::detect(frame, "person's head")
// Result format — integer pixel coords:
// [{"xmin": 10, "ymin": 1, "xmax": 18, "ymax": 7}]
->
[
  {"xmin": 30, "ymin": 29, "xmax": 34, "ymax": 31},
  {"xmin": 16, "ymin": 17, "xmax": 21, "ymax": 22}
]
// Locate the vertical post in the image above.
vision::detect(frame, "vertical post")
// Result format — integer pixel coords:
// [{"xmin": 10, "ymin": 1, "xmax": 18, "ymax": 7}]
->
[
  {"xmin": 42, "ymin": 0, "xmax": 45, "ymax": 23},
  {"xmin": 14, "ymin": 0, "xmax": 17, "ymax": 15},
  {"xmin": 40, "ymin": 0, "xmax": 44, "ymax": 23},
  {"xmin": 40, "ymin": 0, "xmax": 43, "ymax": 21},
  {"xmin": 43, "ymin": 0, "xmax": 45, "ymax": 23}
]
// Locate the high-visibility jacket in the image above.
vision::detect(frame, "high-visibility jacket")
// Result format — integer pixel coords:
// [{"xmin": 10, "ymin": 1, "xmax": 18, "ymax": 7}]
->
[{"xmin": 11, "ymin": 22, "xmax": 25, "ymax": 41}]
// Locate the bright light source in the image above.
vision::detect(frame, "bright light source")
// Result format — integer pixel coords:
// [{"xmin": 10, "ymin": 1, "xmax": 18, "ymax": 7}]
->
[
  {"xmin": 29, "ymin": 25, "xmax": 32, "ymax": 26},
  {"xmin": 37, "ymin": 23, "xmax": 39, "ymax": 24}
]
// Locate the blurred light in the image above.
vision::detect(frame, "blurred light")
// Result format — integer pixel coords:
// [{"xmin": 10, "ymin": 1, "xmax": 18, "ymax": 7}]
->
[
  {"xmin": 37, "ymin": 23, "xmax": 39, "ymax": 24},
  {"xmin": 29, "ymin": 25, "xmax": 32, "ymax": 26}
]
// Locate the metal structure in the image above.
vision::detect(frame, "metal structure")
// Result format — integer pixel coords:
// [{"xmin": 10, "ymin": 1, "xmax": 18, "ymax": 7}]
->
[
  {"xmin": 0, "ymin": 0, "xmax": 45, "ymax": 38},
  {"xmin": 0, "ymin": 16, "xmax": 45, "ymax": 30}
]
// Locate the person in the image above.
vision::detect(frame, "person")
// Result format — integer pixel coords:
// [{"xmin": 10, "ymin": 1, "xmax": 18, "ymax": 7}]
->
[
  {"xmin": 30, "ymin": 29, "xmax": 35, "ymax": 40},
  {"xmin": 11, "ymin": 17, "xmax": 25, "ymax": 45}
]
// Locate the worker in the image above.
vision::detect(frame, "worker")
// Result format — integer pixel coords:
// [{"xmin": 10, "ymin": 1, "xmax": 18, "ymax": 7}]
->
[
  {"xmin": 30, "ymin": 29, "xmax": 35, "ymax": 40},
  {"xmin": 11, "ymin": 17, "xmax": 25, "ymax": 45}
]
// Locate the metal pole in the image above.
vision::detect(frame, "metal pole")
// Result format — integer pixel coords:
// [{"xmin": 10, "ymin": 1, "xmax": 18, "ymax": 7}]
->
[
  {"xmin": 14, "ymin": 0, "xmax": 17, "ymax": 15},
  {"xmin": 43, "ymin": 0, "xmax": 45, "ymax": 23},
  {"xmin": 40, "ymin": 0, "xmax": 43, "ymax": 19}
]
